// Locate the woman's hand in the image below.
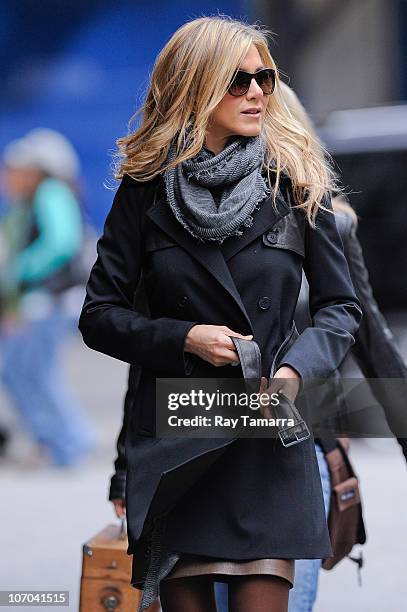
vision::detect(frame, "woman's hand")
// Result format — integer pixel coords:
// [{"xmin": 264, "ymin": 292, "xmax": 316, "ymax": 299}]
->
[
  {"xmin": 258, "ymin": 365, "xmax": 301, "ymax": 418},
  {"xmin": 271, "ymin": 365, "xmax": 301, "ymax": 402},
  {"xmin": 184, "ymin": 324, "xmax": 252, "ymax": 367},
  {"xmin": 111, "ymin": 498, "xmax": 126, "ymax": 518}
]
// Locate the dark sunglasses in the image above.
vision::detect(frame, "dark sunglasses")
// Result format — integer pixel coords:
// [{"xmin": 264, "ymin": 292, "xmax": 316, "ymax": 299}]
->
[{"xmin": 228, "ymin": 68, "xmax": 276, "ymax": 97}]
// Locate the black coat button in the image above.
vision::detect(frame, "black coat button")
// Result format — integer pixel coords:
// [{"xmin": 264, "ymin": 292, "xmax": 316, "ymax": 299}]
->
[
  {"xmin": 258, "ymin": 296, "xmax": 271, "ymax": 310},
  {"xmin": 178, "ymin": 296, "xmax": 189, "ymax": 308},
  {"xmin": 266, "ymin": 228, "xmax": 279, "ymax": 243}
]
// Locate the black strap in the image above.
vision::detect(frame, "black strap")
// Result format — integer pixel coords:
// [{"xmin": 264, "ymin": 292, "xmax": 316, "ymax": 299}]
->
[
  {"xmin": 230, "ymin": 337, "xmax": 261, "ymax": 379},
  {"xmin": 229, "ymin": 337, "xmax": 310, "ymax": 447}
]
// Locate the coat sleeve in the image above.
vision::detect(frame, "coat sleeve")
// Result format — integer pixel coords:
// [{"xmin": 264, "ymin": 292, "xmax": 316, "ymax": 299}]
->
[
  {"xmin": 278, "ymin": 193, "xmax": 363, "ymax": 382},
  {"xmin": 108, "ymin": 382, "xmax": 133, "ymax": 501},
  {"xmin": 78, "ymin": 176, "xmax": 198, "ymax": 374}
]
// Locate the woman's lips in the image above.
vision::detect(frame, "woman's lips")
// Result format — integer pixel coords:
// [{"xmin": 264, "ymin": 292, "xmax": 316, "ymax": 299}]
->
[{"xmin": 241, "ymin": 109, "xmax": 261, "ymax": 116}]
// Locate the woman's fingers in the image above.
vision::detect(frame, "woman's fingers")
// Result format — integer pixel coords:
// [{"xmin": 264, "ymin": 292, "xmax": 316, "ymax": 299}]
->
[
  {"xmin": 258, "ymin": 376, "xmax": 269, "ymax": 396},
  {"xmin": 221, "ymin": 326, "xmax": 253, "ymax": 340},
  {"xmin": 265, "ymin": 377, "xmax": 286, "ymax": 396},
  {"xmin": 221, "ymin": 329, "xmax": 253, "ymax": 365},
  {"xmin": 112, "ymin": 499, "xmax": 126, "ymax": 518},
  {"xmin": 211, "ymin": 346, "xmax": 240, "ymax": 366},
  {"xmin": 186, "ymin": 325, "xmax": 253, "ymax": 366}
]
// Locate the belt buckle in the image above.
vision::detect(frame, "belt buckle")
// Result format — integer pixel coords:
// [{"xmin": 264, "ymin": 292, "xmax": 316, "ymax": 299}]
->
[{"xmin": 278, "ymin": 421, "xmax": 310, "ymax": 447}]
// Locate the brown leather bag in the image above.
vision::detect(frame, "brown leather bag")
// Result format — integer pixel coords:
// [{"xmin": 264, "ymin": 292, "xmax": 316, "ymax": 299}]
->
[{"xmin": 321, "ymin": 439, "xmax": 366, "ymax": 573}]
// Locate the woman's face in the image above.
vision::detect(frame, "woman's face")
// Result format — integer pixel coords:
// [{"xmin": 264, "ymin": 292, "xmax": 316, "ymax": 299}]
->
[
  {"xmin": 1, "ymin": 166, "xmax": 43, "ymax": 203},
  {"xmin": 205, "ymin": 43, "xmax": 269, "ymax": 154}
]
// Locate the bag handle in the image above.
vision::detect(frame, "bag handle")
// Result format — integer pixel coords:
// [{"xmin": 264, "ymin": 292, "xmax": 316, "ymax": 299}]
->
[{"xmin": 118, "ymin": 515, "xmax": 127, "ymax": 540}]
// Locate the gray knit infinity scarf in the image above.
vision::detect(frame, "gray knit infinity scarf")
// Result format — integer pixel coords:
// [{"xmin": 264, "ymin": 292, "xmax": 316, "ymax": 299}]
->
[{"xmin": 163, "ymin": 134, "xmax": 270, "ymax": 244}]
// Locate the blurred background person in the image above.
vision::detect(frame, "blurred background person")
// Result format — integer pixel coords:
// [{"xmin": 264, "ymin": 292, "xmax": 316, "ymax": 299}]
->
[
  {"xmin": 0, "ymin": 128, "xmax": 97, "ymax": 468},
  {"xmin": 280, "ymin": 82, "xmax": 407, "ymax": 612}
]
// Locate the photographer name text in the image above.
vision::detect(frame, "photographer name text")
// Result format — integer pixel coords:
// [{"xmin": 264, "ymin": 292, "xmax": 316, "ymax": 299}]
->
[{"xmin": 167, "ymin": 415, "xmax": 295, "ymax": 428}]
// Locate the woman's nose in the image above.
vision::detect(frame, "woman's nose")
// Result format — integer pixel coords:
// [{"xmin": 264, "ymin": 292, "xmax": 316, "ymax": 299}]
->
[{"xmin": 246, "ymin": 77, "xmax": 264, "ymax": 99}]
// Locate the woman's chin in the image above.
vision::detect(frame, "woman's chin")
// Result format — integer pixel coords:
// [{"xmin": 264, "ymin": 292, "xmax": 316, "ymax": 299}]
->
[{"xmin": 234, "ymin": 124, "xmax": 262, "ymax": 138}]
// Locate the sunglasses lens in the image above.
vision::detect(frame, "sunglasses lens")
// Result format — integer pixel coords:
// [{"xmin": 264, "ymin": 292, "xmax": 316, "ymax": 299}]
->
[
  {"xmin": 228, "ymin": 72, "xmax": 251, "ymax": 96},
  {"xmin": 257, "ymin": 69, "xmax": 275, "ymax": 94}
]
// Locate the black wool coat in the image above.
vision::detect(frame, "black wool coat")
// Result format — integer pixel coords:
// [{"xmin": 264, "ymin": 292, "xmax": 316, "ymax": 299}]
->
[
  {"xmin": 79, "ymin": 172, "xmax": 362, "ymax": 582},
  {"xmin": 108, "ymin": 207, "xmax": 407, "ymax": 505}
]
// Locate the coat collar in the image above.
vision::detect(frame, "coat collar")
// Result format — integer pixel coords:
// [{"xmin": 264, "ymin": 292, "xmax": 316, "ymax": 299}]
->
[{"xmin": 145, "ymin": 177, "xmax": 291, "ymax": 334}]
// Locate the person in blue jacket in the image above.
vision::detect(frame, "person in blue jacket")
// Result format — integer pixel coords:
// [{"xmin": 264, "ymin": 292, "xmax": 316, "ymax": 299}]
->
[{"xmin": 0, "ymin": 128, "xmax": 96, "ymax": 467}]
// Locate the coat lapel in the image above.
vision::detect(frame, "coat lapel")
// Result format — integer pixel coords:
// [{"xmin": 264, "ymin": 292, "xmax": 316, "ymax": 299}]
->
[
  {"xmin": 145, "ymin": 182, "xmax": 291, "ymax": 334},
  {"xmin": 219, "ymin": 190, "xmax": 290, "ymax": 261}
]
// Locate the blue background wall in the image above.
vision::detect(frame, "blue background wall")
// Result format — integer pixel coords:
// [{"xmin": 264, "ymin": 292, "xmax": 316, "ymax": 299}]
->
[{"xmin": 0, "ymin": 0, "xmax": 249, "ymax": 227}]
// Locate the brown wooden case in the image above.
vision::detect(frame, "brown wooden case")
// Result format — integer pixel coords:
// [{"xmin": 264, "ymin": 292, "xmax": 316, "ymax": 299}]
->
[{"xmin": 79, "ymin": 521, "xmax": 159, "ymax": 611}]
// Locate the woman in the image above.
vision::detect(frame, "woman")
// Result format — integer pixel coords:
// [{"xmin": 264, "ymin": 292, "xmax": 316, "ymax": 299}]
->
[
  {"xmin": 109, "ymin": 82, "xmax": 407, "ymax": 611},
  {"xmin": 79, "ymin": 16, "xmax": 362, "ymax": 612}
]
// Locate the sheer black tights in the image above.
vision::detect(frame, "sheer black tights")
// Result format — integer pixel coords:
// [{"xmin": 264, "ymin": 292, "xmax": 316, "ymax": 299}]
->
[
  {"xmin": 159, "ymin": 574, "xmax": 289, "ymax": 612},
  {"xmin": 159, "ymin": 576, "xmax": 216, "ymax": 612}
]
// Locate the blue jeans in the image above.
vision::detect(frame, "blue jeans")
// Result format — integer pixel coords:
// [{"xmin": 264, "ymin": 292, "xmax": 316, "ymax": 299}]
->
[
  {"xmin": 288, "ymin": 442, "xmax": 331, "ymax": 612},
  {"xmin": 1, "ymin": 306, "xmax": 96, "ymax": 466},
  {"xmin": 214, "ymin": 582, "xmax": 228, "ymax": 612}
]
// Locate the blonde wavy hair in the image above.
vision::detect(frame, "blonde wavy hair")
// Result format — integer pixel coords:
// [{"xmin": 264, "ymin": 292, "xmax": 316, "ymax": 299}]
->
[
  {"xmin": 114, "ymin": 15, "xmax": 342, "ymax": 226},
  {"xmin": 280, "ymin": 81, "xmax": 357, "ymax": 227}
]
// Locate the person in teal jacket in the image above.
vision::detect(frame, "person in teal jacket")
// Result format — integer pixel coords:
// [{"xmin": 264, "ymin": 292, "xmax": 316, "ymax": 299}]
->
[{"xmin": 0, "ymin": 128, "xmax": 96, "ymax": 467}]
